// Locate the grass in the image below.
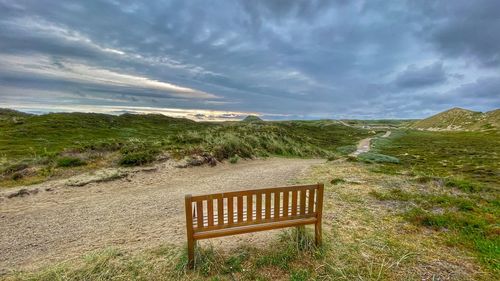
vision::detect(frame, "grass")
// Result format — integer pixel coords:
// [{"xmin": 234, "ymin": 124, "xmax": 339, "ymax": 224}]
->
[
  {"xmin": 6, "ymin": 227, "xmax": 323, "ymax": 281},
  {"xmin": 56, "ymin": 157, "xmax": 86, "ymax": 167},
  {"xmin": 358, "ymin": 152, "xmax": 400, "ymax": 164},
  {"xmin": 365, "ymin": 129, "xmax": 499, "ymax": 273},
  {"xmin": 371, "ymin": 184, "xmax": 499, "ymax": 271},
  {"xmin": 371, "ymin": 129, "xmax": 500, "ymax": 187},
  {"xmin": 0, "ymin": 111, "xmax": 371, "ymax": 187}
]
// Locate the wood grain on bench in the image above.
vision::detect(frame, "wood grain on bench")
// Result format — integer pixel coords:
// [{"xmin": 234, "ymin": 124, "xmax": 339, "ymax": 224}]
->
[{"xmin": 184, "ymin": 183, "xmax": 324, "ymax": 267}]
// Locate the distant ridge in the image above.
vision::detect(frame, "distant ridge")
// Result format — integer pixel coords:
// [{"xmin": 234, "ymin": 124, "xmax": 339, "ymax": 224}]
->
[
  {"xmin": 411, "ymin": 107, "xmax": 499, "ymax": 131},
  {"xmin": 242, "ymin": 115, "xmax": 263, "ymax": 122},
  {"xmin": 0, "ymin": 108, "xmax": 33, "ymax": 123},
  {"xmin": 0, "ymin": 108, "xmax": 32, "ymax": 118}
]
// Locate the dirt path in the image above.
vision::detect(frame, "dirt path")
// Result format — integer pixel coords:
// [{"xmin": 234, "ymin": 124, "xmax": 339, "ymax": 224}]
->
[
  {"xmin": 0, "ymin": 158, "xmax": 323, "ymax": 273},
  {"xmin": 350, "ymin": 131, "xmax": 391, "ymax": 156}
]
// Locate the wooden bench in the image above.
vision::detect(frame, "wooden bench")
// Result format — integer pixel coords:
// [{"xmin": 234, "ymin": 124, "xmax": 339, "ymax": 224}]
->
[{"xmin": 184, "ymin": 183, "xmax": 324, "ymax": 267}]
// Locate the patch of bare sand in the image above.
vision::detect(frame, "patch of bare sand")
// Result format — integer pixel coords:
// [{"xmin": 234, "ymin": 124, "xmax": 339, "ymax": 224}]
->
[{"xmin": 0, "ymin": 158, "xmax": 323, "ymax": 274}]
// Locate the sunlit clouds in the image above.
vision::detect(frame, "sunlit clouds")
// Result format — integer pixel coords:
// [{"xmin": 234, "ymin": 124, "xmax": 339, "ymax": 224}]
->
[{"xmin": 0, "ymin": 0, "xmax": 499, "ymax": 119}]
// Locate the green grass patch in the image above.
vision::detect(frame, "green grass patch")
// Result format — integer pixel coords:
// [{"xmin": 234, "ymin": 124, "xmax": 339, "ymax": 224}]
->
[
  {"xmin": 56, "ymin": 157, "xmax": 86, "ymax": 167},
  {"xmin": 371, "ymin": 186, "xmax": 499, "ymax": 271},
  {"xmin": 371, "ymin": 129, "xmax": 500, "ymax": 187},
  {"xmin": 330, "ymin": 178, "xmax": 346, "ymax": 185},
  {"xmin": 336, "ymin": 145, "xmax": 357, "ymax": 155},
  {"xmin": 118, "ymin": 152, "xmax": 157, "ymax": 166},
  {"xmin": 229, "ymin": 154, "xmax": 240, "ymax": 164}
]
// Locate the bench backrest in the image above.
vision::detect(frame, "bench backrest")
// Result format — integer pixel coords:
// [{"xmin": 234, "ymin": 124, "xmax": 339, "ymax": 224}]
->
[{"xmin": 185, "ymin": 183, "xmax": 324, "ymax": 234}]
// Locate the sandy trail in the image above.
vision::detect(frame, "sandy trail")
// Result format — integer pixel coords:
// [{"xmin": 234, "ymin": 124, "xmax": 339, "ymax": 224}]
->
[
  {"xmin": 0, "ymin": 158, "xmax": 322, "ymax": 273},
  {"xmin": 350, "ymin": 131, "xmax": 391, "ymax": 156}
]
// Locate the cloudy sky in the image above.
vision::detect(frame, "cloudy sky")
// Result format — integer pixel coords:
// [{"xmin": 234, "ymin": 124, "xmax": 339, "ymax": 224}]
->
[{"xmin": 0, "ymin": 0, "xmax": 499, "ymax": 120}]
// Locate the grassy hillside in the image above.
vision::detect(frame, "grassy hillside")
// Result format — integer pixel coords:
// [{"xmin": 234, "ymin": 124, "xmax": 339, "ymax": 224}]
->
[
  {"xmin": 371, "ymin": 130, "xmax": 500, "ymax": 186},
  {"xmin": 342, "ymin": 119, "xmax": 414, "ymax": 128},
  {"xmin": 368, "ymin": 129, "xmax": 500, "ymax": 273},
  {"xmin": 0, "ymin": 109, "xmax": 371, "ymax": 187},
  {"xmin": 242, "ymin": 115, "xmax": 264, "ymax": 122},
  {"xmin": 411, "ymin": 107, "xmax": 500, "ymax": 131}
]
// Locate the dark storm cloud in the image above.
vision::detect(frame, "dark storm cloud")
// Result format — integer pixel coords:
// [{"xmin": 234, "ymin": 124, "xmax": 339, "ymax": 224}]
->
[
  {"xmin": 395, "ymin": 62, "xmax": 447, "ymax": 88},
  {"xmin": 0, "ymin": 0, "xmax": 498, "ymax": 119},
  {"xmin": 413, "ymin": 0, "xmax": 500, "ymax": 67}
]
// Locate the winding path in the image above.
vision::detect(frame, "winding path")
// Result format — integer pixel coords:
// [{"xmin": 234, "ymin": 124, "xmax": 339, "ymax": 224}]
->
[{"xmin": 350, "ymin": 131, "xmax": 391, "ymax": 156}]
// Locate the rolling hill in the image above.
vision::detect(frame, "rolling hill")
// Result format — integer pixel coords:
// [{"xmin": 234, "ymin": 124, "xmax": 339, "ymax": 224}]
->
[
  {"xmin": 0, "ymin": 108, "xmax": 372, "ymax": 186},
  {"xmin": 411, "ymin": 107, "xmax": 500, "ymax": 131},
  {"xmin": 242, "ymin": 115, "xmax": 264, "ymax": 122}
]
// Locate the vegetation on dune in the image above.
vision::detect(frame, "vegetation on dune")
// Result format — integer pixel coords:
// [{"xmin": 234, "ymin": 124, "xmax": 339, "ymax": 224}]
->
[
  {"xmin": 366, "ymin": 129, "xmax": 500, "ymax": 273},
  {"xmin": 56, "ymin": 157, "xmax": 86, "ymax": 167},
  {"xmin": 335, "ymin": 145, "xmax": 357, "ymax": 155},
  {"xmin": 341, "ymin": 119, "xmax": 414, "ymax": 128},
  {"xmin": 0, "ymin": 109, "xmax": 370, "ymax": 187},
  {"xmin": 242, "ymin": 115, "xmax": 264, "ymax": 122},
  {"xmin": 411, "ymin": 107, "xmax": 500, "ymax": 131},
  {"xmin": 371, "ymin": 181, "xmax": 499, "ymax": 271},
  {"xmin": 370, "ymin": 129, "xmax": 500, "ymax": 186},
  {"xmin": 357, "ymin": 152, "xmax": 400, "ymax": 164}
]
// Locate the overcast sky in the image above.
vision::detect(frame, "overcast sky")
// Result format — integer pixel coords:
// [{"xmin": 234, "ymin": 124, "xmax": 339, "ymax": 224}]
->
[{"xmin": 0, "ymin": 0, "xmax": 499, "ymax": 120}]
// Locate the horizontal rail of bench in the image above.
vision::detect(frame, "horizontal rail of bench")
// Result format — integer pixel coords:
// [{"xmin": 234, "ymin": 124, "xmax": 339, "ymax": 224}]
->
[
  {"xmin": 194, "ymin": 212, "xmax": 316, "ymax": 233},
  {"xmin": 193, "ymin": 206, "xmax": 316, "ymax": 227},
  {"xmin": 190, "ymin": 184, "xmax": 319, "ymax": 201},
  {"xmin": 193, "ymin": 217, "xmax": 317, "ymax": 240}
]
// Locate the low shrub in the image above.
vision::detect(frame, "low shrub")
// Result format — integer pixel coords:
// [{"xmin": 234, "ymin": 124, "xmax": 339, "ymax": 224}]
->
[
  {"xmin": 346, "ymin": 156, "xmax": 358, "ymax": 162},
  {"xmin": 413, "ymin": 175, "xmax": 443, "ymax": 184},
  {"xmin": 445, "ymin": 178, "xmax": 484, "ymax": 193},
  {"xmin": 1, "ymin": 163, "xmax": 29, "ymax": 175},
  {"xmin": 358, "ymin": 152, "xmax": 400, "ymax": 164},
  {"xmin": 229, "ymin": 154, "xmax": 239, "ymax": 164},
  {"xmin": 56, "ymin": 157, "xmax": 86, "ymax": 167},
  {"xmin": 327, "ymin": 154, "xmax": 338, "ymax": 161},
  {"xmin": 119, "ymin": 150, "xmax": 158, "ymax": 166},
  {"xmin": 336, "ymin": 145, "xmax": 357, "ymax": 155},
  {"xmin": 330, "ymin": 178, "xmax": 346, "ymax": 185}
]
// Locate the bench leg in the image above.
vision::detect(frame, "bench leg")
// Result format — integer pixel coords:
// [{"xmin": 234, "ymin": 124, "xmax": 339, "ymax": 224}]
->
[
  {"xmin": 187, "ymin": 237, "xmax": 195, "ymax": 269},
  {"xmin": 315, "ymin": 221, "xmax": 322, "ymax": 246}
]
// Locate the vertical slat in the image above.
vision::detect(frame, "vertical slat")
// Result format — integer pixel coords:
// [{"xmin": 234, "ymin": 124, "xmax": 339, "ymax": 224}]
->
[
  {"xmin": 308, "ymin": 188, "xmax": 316, "ymax": 214},
  {"xmin": 265, "ymin": 192, "xmax": 271, "ymax": 219},
  {"xmin": 217, "ymin": 196, "xmax": 224, "ymax": 225},
  {"xmin": 184, "ymin": 195, "xmax": 194, "ymax": 268},
  {"xmin": 207, "ymin": 197, "xmax": 214, "ymax": 226},
  {"xmin": 300, "ymin": 188, "xmax": 306, "ymax": 215},
  {"xmin": 274, "ymin": 191, "xmax": 280, "ymax": 219},
  {"xmin": 237, "ymin": 196, "xmax": 244, "ymax": 223},
  {"xmin": 283, "ymin": 191, "xmax": 289, "ymax": 217},
  {"xmin": 196, "ymin": 200, "xmax": 204, "ymax": 228},
  {"xmin": 247, "ymin": 194, "xmax": 253, "ymax": 222},
  {"xmin": 227, "ymin": 196, "xmax": 234, "ymax": 225},
  {"xmin": 291, "ymin": 190, "xmax": 298, "ymax": 216},
  {"xmin": 256, "ymin": 193, "xmax": 262, "ymax": 221}
]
